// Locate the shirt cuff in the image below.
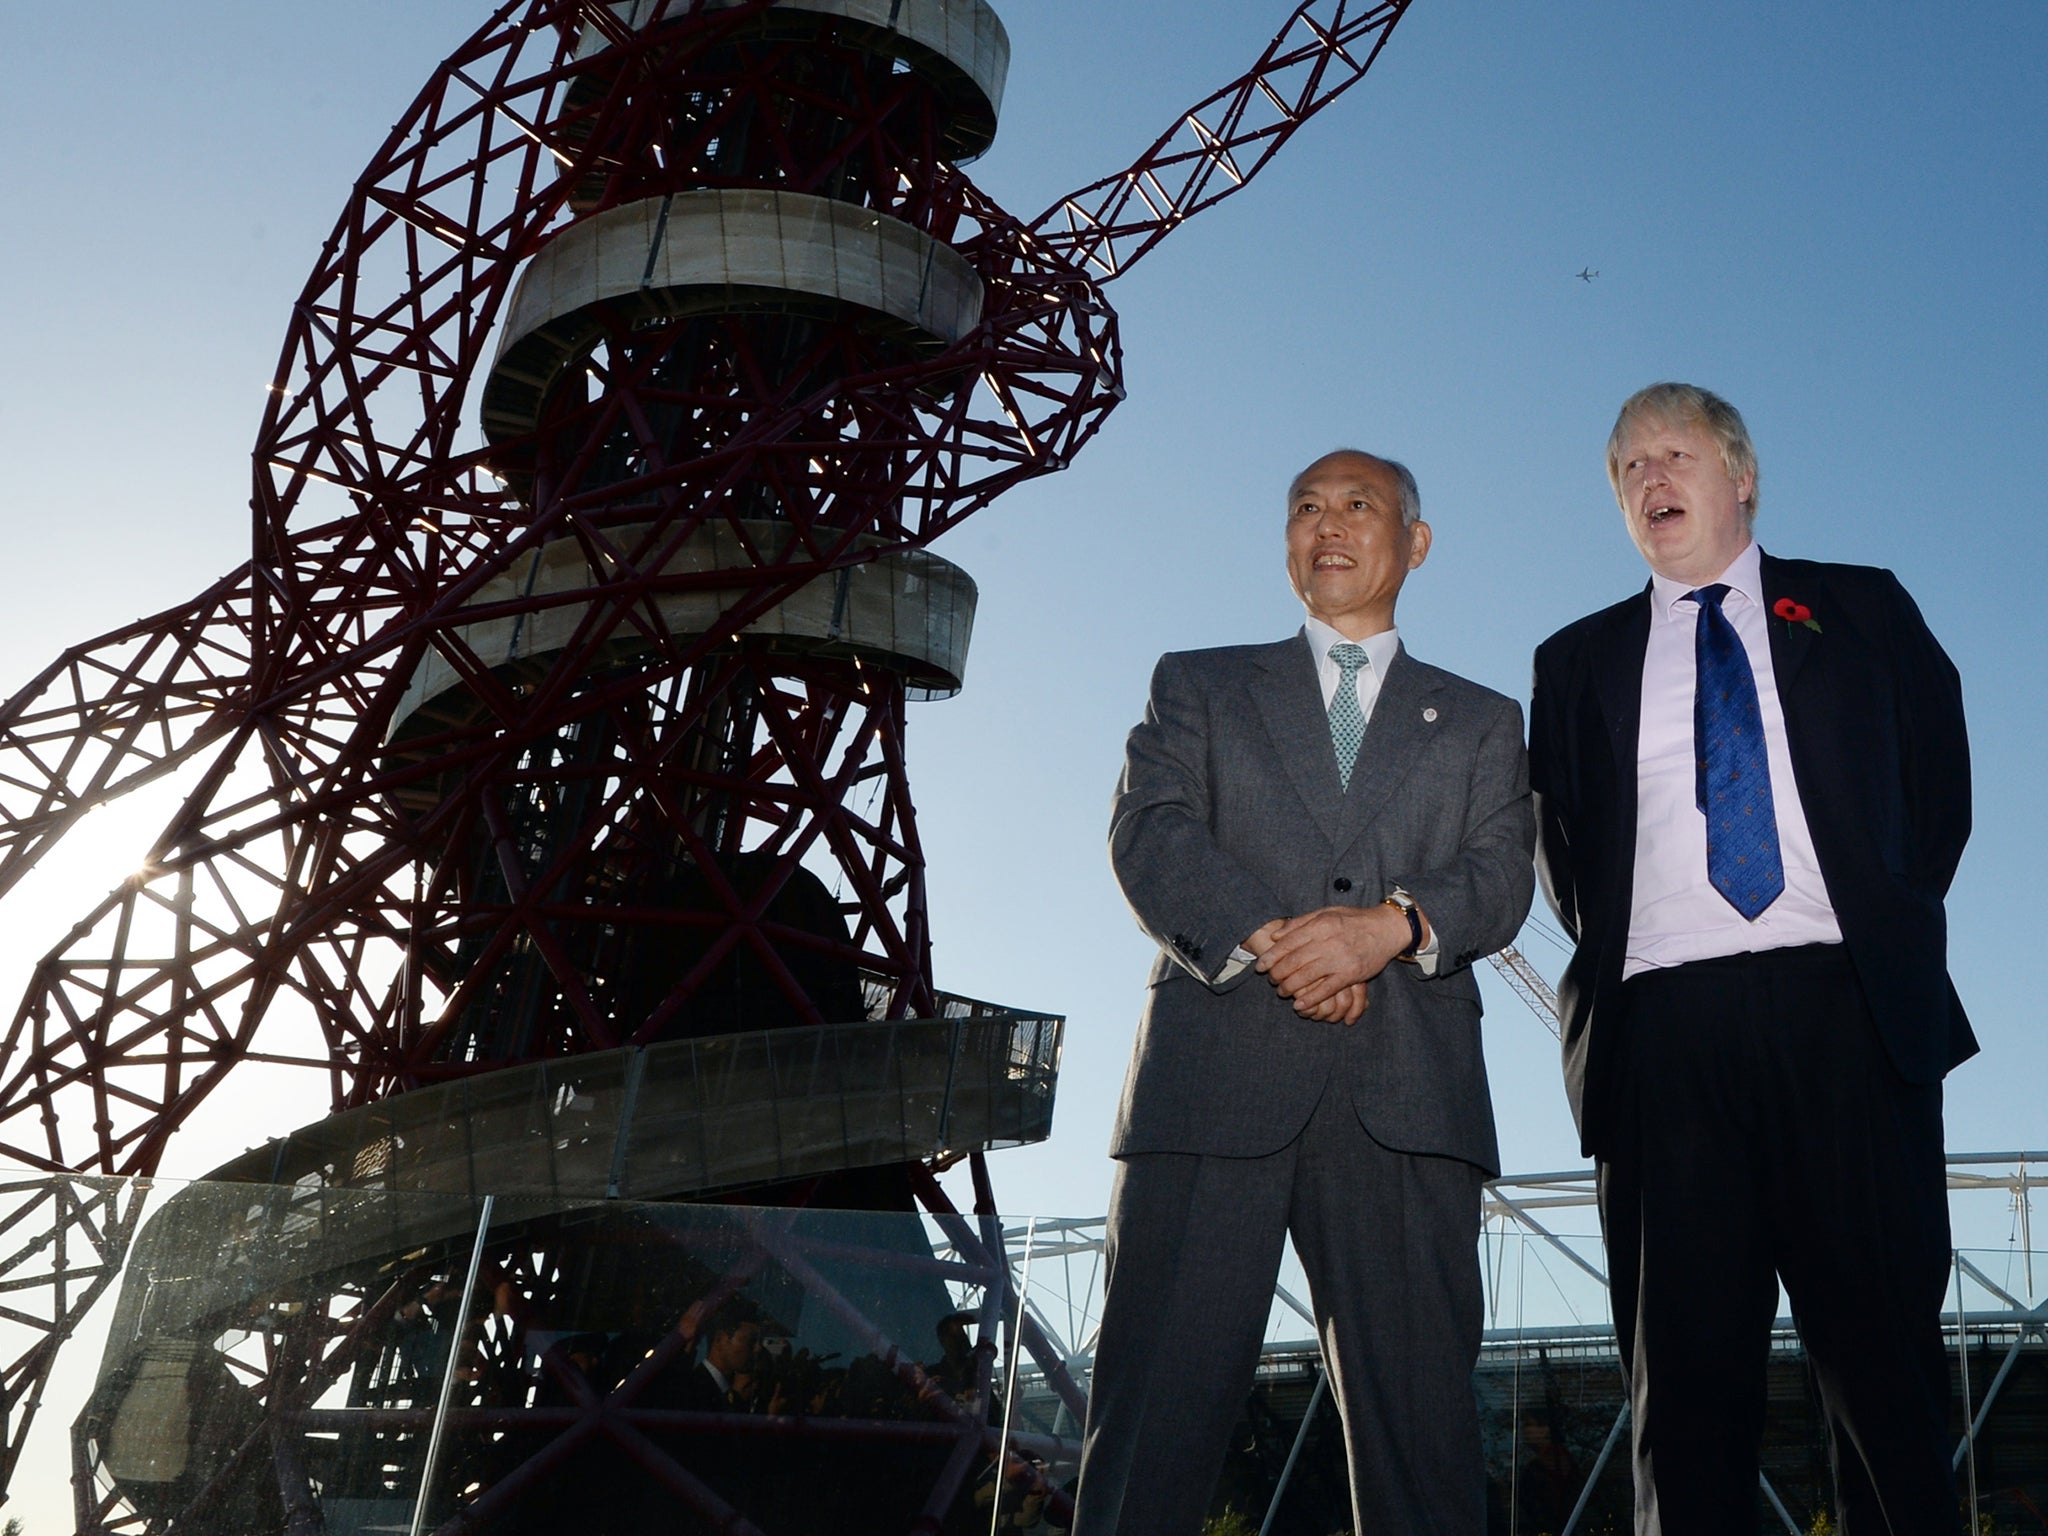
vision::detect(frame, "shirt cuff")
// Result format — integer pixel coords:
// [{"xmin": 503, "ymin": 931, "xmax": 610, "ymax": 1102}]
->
[
  {"xmin": 1218, "ymin": 945, "xmax": 1257, "ymax": 984},
  {"xmin": 1413, "ymin": 927, "xmax": 1441, "ymax": 977}
]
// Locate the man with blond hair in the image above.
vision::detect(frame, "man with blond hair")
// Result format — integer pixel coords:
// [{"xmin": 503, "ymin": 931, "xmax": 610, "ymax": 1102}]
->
[{"xmin": 1531, "ymin": 383, "xmax": 1972, "ymax": 1532}]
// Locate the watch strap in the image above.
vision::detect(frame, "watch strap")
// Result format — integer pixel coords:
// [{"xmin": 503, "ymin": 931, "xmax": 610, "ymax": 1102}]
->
[{"xmin": 1381, "ymin": 893, "xmax": 1422, "ymax": 957}]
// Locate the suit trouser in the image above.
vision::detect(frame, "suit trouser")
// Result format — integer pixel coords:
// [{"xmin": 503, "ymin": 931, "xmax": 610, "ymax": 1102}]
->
[
  {"xmin": 1070, "ymin": 1084, "xmax": 1487, "ymax": 1536},
  {"xmin": 1599, "ymin": 943, "xmax": 1960, "ymax": 1536}
]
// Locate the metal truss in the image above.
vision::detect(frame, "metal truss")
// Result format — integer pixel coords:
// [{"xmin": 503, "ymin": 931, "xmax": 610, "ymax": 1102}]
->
[
  {"xmin": 1486, "ymin": 942, "xmax": 1563, "ymax": 1039},
  {"xmin": 1032, "ymin": 1, "xmax": 1412, "ymax": 279},
  {"xmin": 0, "ymin": 0, "xmax": 1421, "ymax": 1515},
  {"xmin": 995, "ymin": 1153, "xmax": 2048, "ymax": 1535}
]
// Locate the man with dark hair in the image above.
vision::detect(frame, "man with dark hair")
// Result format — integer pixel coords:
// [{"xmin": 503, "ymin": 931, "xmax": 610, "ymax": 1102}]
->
[
  {"xmin": 1073, "ymin": 449, "xmax": 1534, "ymax": 1535},
  {"xmin": 683, "ymin": 1300, "xmax": 762, "ymax": 1411},
  {"xmin": 1531, "ymin": 383, "xmax": 1972, "ymax": 1532}
]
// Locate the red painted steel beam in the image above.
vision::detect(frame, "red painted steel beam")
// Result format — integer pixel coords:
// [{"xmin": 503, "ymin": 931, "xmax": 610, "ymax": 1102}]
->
[
  {"xmin": 0, "ymin": 0, "xmax": 1422, "ymax": 1519},
  {"xmin": 1031, "ymin": 0, "xmax": 1412, "ymax": 280}
]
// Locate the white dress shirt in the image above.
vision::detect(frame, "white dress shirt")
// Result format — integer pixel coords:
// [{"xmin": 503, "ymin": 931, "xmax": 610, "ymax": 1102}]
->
[
  {"xmin": 1303, "ymin": 615, "xmax": 1400, "ymax": 724},
  {"xmin": 1222, "ymin": 618, "xmax": 1439, "ymax": 980},
  {"xmin": 1624, "ymin": 540, "xmax": 1842, "ymax": 978}
]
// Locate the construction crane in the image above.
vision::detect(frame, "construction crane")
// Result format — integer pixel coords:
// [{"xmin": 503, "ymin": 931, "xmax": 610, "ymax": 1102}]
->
[{"xmin": 1489, "ymin": 943, "xmax": 1563, "ymax": 1039}]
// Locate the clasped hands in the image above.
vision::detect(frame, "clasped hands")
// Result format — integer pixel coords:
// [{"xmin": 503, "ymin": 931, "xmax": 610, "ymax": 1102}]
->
[{"xmin": 1244, "ymin": 902, "xmax": 1417, "ymax": 1026}]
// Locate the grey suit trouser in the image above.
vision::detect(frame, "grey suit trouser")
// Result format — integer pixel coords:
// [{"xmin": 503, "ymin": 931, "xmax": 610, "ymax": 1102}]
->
[{"xmin": 1072, "ymin": 1085, "xmax": 1487, "ymax": 1536}]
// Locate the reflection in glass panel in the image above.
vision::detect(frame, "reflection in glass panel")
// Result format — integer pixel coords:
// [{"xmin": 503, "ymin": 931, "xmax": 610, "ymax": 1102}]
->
[
  {"xmin": 989, "ymin": 1216, "xmax": 1081, "ymax": 1536},
  {"xmin": 74, "ymin": 1180, "xmax": 1088, "ymax": 1535},
  {"xmin": 45, "ymin": 993, "xmax": 1066, "ymax": 1535},
  {"xmin": 77, "ymin": 1180, "xmax": 484, "ymax": 1536},
  {"xmin": 395, "ymin": 1204, "xmax": 1027, "ymax": 1535}
]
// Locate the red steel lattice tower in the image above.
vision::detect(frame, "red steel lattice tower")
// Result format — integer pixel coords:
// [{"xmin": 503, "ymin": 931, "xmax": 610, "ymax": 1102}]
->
[{"xmin": 0, "ymin": 2, "xmax": 1415, "ymax": 1528}]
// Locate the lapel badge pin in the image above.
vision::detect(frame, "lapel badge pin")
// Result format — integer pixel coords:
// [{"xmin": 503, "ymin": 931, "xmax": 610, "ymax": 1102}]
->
[{"xmin": 1422, "ymin": 707, "xmax": 1438, "ymax": 723}]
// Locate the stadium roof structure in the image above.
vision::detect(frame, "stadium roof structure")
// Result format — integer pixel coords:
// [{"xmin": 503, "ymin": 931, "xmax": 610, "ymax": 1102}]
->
[{"xmin": 981, "ymin": 1153, "xmax": 2048, "ymax": 1535}]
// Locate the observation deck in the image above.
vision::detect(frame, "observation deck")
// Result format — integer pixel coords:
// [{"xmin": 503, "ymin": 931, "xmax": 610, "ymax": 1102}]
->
[
  {"xmin": 576, "ymin": 0, "xmax": 1010, "ymax": 160},
  {"xmin": 387, "ymin": 518, "xmax": 976, "ymax": 760},
  {"xmin": 82, "ymin": 1003, "xmax": 1061, "ymax": 1523},
  {"xmin": 108, "ymin": 1006, "xmax": 1059, "ymax": 1353},
  {"xmin": 481, "ymin": 189, "xmax": 985, "ymax": 448}
]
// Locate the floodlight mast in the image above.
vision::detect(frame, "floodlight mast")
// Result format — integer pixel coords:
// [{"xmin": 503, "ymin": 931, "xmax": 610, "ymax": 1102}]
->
[{"xmin": 0, "ymin": 0, "xmax": 1415, "ymax": 1519}]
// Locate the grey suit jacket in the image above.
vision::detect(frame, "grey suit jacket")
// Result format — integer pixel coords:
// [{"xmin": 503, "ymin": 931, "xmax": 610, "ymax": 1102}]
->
[{"xmin": 1107, "ymin": 633, "xmax": 1534, "ymax": 1175}]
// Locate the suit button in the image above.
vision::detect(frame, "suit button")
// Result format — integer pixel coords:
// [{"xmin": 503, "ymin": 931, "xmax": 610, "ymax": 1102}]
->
[{"xmin": 1332, "ymin": 877, "xmax": 1353, "ymax": 893}]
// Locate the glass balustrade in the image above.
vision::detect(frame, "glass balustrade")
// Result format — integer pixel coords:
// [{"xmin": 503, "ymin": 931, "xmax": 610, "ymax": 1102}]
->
[{"xmin": 0, "ymin": 1171, "xmax": 2040, "ymax": 1534}]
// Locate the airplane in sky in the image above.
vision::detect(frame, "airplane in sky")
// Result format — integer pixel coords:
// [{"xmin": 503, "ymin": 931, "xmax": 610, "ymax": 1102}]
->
[{"xmin": 1577, "ymin": 267, "xmax": 1599, "ymax": 282}]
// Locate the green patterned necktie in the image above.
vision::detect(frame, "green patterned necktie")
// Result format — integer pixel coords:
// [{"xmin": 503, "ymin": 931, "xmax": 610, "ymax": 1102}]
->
[{"xmin": 1328, "ymin": 642, "xmax": 1370, "ymax": 789}]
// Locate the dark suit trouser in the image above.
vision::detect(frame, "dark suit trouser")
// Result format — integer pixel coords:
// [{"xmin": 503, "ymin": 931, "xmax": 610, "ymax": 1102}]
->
[
  {"xmin": 1071, "ymin": 1085, "xmax": 1486, "ymax": 1536},
  {"xmin": 1599, "ymin": 943, "xmax": 1960, "ymax": 1536}
]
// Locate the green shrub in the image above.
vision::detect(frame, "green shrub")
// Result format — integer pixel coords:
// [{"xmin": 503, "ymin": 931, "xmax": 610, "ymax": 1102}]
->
[{"xmin": 1200, "ymin": 1507, "xmax": 1260, "ymax": 1536}]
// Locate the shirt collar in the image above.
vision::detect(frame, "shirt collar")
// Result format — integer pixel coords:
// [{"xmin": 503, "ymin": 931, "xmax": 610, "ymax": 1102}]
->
[
  {"xmin": 1303, "ymin": 614, "xmax": 1400, "ymax": 677},
  {"xmin": 1649, "ymin": 538, "xmax": 1764, "ymax": 623}
]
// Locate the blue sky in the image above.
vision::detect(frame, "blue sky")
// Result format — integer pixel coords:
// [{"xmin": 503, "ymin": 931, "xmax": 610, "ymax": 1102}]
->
[{"xmin": 2, "ymin": 1, "xmax": 2044, "ymax": 1233}]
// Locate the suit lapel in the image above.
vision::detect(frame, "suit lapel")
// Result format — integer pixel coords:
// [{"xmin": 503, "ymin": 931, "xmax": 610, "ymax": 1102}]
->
[
  {"xmin": 1760, "ymin": 552, "xmax": 1818, "ymax": 696},
  {"xmin": 1592, "ymin": 588, "xmax": 1652, "ymax": 784},
  {"xmin": 1576, "ymin": 590, "xmax": 1651, "ymax": 1003},
  {"xmin": 1758, "ymin": 552, "xmax": 1836, "ymax": 824},
  {"xmin": 1250, "ymin": 633, "xmax": 1348, "ymax": 846},
  {"xmin": 1334, "ymin": 645, "xmax": 1439, "ymax": 850}
]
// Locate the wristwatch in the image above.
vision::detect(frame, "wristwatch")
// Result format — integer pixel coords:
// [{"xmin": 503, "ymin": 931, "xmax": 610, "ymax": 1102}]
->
[{"xmin": 1381, "ymin": 888, "xmax": 1423, "ymax": 961}]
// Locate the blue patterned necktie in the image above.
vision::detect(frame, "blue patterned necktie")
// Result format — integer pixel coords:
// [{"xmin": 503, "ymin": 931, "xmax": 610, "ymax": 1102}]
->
[
  {"xmin": 1689, "ymin": 584, "xmax": 1784, "ymax": 918},
  {"xmin": 1328, "ymin": 643, "xmax": 1369, "ymax": 790}
]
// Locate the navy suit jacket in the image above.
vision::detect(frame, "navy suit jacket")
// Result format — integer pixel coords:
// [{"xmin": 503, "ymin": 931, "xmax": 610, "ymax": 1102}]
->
[{"xmin": 1530, "ymin": 552, "xmax": 1976, "ymax": 1159}]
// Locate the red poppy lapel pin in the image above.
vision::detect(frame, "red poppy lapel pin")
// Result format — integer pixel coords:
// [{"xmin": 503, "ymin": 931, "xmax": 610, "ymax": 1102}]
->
[{"xmin": 1772, "ymin": 596, "xmax": 1822, "ymax": 634}]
